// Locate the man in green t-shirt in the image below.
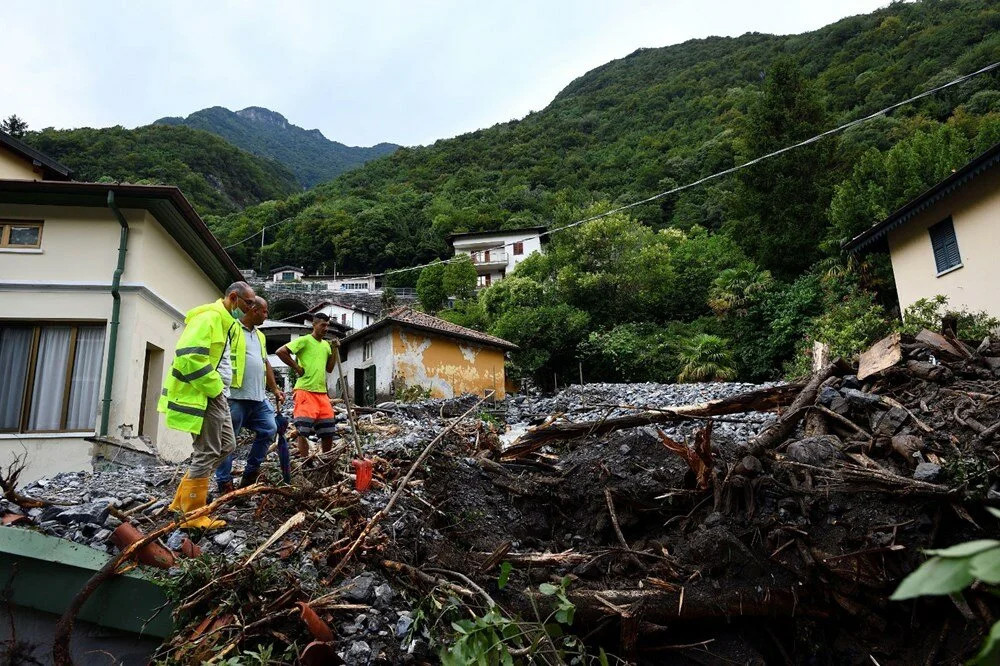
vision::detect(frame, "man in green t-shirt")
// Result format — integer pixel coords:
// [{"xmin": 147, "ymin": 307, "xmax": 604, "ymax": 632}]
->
[{"xmin": 276, "ymin": 313, "xmax": 336, "ymax": 455}]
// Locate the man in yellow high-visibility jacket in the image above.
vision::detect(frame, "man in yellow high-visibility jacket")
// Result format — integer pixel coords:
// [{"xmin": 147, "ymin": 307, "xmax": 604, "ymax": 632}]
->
[{"xmin": 160, "ymin": 281, "xmax": 256, "ymax": 529}]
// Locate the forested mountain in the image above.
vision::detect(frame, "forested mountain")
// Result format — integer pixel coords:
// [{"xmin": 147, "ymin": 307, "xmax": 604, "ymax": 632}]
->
[
  {"xmin": 24, "ymin": 125, "xmax": 300, "ymax": 216},
  {"xmin": 155, "ymin": 106, "xmax": 399, "ymax": 187},
  {"xmin": 213, "ymin": 0, "xmax": 1000, "ymax": 275},
  {"xmin": 207, "ymin": 1, "xmax": 1000, "ymax": 384}
]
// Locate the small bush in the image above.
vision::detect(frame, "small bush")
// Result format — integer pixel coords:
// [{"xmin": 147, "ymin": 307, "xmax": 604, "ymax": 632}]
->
[{"xmin": 901, "ymin": 295, "xmax": 1000, "ymax": 340}]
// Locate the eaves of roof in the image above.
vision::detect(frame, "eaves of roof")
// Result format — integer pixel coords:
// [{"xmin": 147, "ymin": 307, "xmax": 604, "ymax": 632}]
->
[
  {"xmin": 340, "ymin": 316, "xmax": 519, "ymax": 353},
  {"xmin": 0, "ymin": 179, "xmax": 242, "ymax": 291},
  {"xmin": 843, "ymin": 140, "xmax": 1000, "ymax": 254},
  {"xmin": 0, "ymin": 130, "xmax": 73, "ymax": 180}
]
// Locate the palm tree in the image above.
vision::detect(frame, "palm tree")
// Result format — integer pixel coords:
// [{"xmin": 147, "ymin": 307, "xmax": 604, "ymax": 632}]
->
[
  {"xmin": 677, "ymin": 334, "xmax": 737, "ymax": 383},
  {"xmin": 708, "ymin": 266, "xmax": 772, "ymax": 317}
]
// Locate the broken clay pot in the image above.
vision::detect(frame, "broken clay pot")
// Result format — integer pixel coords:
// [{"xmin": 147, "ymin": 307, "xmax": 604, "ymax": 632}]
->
[
  {"xmin": 300, "ymin": 640, "xmax": 342, "ymax": 666},
  {"xmin": 110, "ymin": 522, "xmax": 175, "ymax": 569},
  {"xmin": 297, "ymin": 601, "xmax": 335, "ymax": 642}
]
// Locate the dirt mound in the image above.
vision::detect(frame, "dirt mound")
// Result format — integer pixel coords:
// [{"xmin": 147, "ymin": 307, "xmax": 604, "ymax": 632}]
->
[{"xmin": 5, "ymin": 330, "xmax": 1000, "ymax": 664}]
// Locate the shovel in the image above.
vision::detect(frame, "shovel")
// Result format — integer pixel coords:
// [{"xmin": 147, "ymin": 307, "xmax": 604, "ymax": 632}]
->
[{"xmin": 333, "ymin": 342, "xmax": 373, "ymax": 492}]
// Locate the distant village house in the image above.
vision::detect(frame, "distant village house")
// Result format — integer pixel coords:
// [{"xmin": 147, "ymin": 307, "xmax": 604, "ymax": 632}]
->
[
  {"xmin": 307, "ymin": 300, "xmax": 378, "ymax": 331},
  {"xmin": 338, "ymin": 307, "xmax": 517, "ymax": 405},
  {"xmin": 270, "ymin": 265, "xmax": 305, "ymax": 282},
  {"xmin": 844, "ymin": 140, "xmax": 1000, "ymax": 318},
  {"xmin": 448, "ymin": 226, "xmax": 547, "ymax": 288}
]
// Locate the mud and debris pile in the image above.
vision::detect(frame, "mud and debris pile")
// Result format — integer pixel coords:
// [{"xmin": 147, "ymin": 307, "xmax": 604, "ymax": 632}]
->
[{"xmin": 3, "ymin": 328, "xmax": 1000, "ymax": 664}]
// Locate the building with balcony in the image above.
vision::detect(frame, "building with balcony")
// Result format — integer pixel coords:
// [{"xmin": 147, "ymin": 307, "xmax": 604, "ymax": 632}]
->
[{"xmin": 447, "ymin": 226, "xmax": 547, "ymax": 287}]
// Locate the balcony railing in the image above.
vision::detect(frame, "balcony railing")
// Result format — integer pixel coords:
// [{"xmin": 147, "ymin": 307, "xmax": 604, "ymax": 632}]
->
[{"xmin": 468, "ymin": 250, "xmax": 507, "ymax": 265}]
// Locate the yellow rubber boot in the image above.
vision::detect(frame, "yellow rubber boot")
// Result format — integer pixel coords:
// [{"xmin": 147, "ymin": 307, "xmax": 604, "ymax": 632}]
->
[
  {"xmin": 167, "ymin": 472, "xmax": 188, "ymax": 512},
  {"xmin": 176, "ymin": 476, "xmax": 226, "ymax": 530}
]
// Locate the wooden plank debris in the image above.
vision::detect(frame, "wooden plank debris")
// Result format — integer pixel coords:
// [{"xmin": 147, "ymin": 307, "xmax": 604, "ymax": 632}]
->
[{"xmin": 858, "ymin": 332, "xmax": 902, "ymax": 381}]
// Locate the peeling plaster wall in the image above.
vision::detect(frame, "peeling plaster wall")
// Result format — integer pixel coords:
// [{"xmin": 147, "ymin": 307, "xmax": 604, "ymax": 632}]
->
[
  {"xmin": 339, "ymin": 327, "xmax": 394, "ymax": 402},
  {"xmin": 391, "ymin": 327, "xmax": 506, "ymax": 399}
]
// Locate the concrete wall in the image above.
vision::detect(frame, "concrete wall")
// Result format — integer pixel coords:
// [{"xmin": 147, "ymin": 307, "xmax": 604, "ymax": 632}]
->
[
  {"xmin": 0, "ymin": 203, "xmax": 223, "ymax": 480},
  {"xmin": 888, "ymin": 167, "xmax": 1000, "ymax": 316},
  {"xmin": 339, "ymin": 328, "xmax": 394, "ymax": 401},
  {"xmin": 391, "ymin": 327, "xmax": 506, "ymax": 399},
  {"xmin": 0, "ymin": 145, "xmax": 38, "ymax": 180}
]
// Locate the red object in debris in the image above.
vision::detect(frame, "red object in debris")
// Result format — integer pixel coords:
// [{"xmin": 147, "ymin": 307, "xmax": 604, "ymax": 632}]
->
[
  {"xmin": 179, "ymin": 538, "xmax": 202, "ymax": 558},
  {"xmin": 109, "ymin": 523, "xmax": 175, "ymax": 569},
  {"xmin": 351, "ymin": 458, "xmax": 374, "ymax": 492},
  {"xmin": 297, "ymin": 602, "xmax": 335, "ymax": 642},
  {"xmin": 300, "ymin": 640, "xmax": 340, "ymax": 666},
  {"xmin": 1, "ymin": 513, "xmax": 29, "ymax": 526}
]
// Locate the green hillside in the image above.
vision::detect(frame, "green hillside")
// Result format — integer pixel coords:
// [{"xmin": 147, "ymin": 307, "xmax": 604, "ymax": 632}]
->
[
  {"xmin": 207, "ymin": 0, "xmax": 1000, "ymax": 381},
  {"xmin": 213, "ymin": 0, "xmax": 1000, "ymax": 273},
  {"xmin": 24, "ymin": 124, "xmax": 300, "ymax": 216},
  {"xmin": 155, "ymin": 106, "xmax": 399, "ymax": 187}
]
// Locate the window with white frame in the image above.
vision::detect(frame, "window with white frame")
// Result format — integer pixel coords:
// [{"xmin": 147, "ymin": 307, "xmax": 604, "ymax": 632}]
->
[
  {"xmin": 362, "ymin": 340, "xmax": 373, "ymax": 361},
  {"xmin": 0, "ymin": 323, "xmax": 106, "ymax": 433}
]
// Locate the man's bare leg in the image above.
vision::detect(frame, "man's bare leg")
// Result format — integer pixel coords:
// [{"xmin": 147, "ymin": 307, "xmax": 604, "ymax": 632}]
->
[
  {"xmin": 297, "ymin": 436, "xmax": 310, "ymax": 457},
  {"xmin": 320, "ymin": 436, "xmax": 333, "ymax": 454}
]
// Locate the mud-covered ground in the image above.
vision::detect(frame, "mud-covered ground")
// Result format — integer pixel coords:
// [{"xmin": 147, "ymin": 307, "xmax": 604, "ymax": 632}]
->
[{"xmin": 5, "ymin": 358, "xmax": 1000, "ymax": 664}]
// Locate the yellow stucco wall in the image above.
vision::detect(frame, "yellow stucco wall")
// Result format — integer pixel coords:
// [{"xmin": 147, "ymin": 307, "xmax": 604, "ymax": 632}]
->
[
  {"xmin": 887, "ymin": 167, "xmax": 1000, "ymax": 317},
  {"xmin": 391, "ymin": 326, "xmax": 506, "ymax": 399},
  {"xmin": 0, "ymin": 145, "xmax": 39, "ymax": 180}
]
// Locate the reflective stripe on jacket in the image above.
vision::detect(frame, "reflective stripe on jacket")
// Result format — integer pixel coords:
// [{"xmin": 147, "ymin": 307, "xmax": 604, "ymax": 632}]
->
[
  {"xmin": 158, "ymin": 299, "xmax": 238, "ymax": 434},
  {"xmin": 229, "ymin": 326, "xmax": 268, "ymax": 390}
]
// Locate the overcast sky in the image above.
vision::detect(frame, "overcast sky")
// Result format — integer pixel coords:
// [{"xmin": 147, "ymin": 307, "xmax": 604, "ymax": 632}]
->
[{"xmin": 3, "ymin": 1, "xmax": 891, "ymax": 147}]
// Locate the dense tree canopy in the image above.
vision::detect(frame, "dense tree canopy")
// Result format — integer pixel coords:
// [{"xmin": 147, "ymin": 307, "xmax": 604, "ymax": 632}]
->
[
  {"xmin": 18, "ymin": 0, "xmax": 1000, "ymax": 384},
  {"xmin": 23, "ymin": 125, "xmax": 299, "ymax": 216}
]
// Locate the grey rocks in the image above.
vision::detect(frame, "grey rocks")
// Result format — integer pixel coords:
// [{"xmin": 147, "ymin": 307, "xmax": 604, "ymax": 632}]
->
[
  {"xmin": 786, "ymin": 435, "xmax": 841, "ymax": 466},
  {"xmin": 913, "ymin": 462, "xmax": 942, "ymax": 483}
]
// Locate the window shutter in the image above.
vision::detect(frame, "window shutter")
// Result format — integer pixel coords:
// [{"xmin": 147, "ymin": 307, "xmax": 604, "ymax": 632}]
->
[{"xmin": 929, "ymin": 218, "xmax": 961, "ymax": 273}]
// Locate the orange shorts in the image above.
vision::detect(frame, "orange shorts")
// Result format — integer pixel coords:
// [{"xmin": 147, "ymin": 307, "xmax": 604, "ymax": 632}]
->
[{"xmin": 292, "ymin": 390, "xmax": 336, "ymax": 437}]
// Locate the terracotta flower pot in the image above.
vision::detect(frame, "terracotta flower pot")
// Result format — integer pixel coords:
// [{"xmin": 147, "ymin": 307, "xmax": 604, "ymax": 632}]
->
[
  {"xmin": 109, "ymin": 522, "xmax": 175, "ymax": 569},
  {"xmin": 179, "ymin": 537, "xmax": 202, "ymax": 558},
  {"xmin": 297, "ymin": 602, "xmax": 334, "ymax": 642},
  {"xmin": 299, "ymin": 640, "xmax": 340, "ymax": 666}
]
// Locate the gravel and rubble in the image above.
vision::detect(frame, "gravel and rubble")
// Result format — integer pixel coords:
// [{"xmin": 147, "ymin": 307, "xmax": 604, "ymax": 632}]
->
[{"xmin": 4, "ymin": 330, "xmax": 1000, "ymax": 664}]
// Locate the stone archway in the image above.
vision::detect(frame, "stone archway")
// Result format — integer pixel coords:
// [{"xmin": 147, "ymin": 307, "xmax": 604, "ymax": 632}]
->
[{"xmin": 268, "ymin": 297, "xmax": 310, "ymax": 322}]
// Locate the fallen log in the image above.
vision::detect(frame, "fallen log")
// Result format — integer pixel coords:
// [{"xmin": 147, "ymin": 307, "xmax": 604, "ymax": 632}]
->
[
  {"xmin": 778, "ymin": 460, "xmax": 957, "ymax": 498},
  {"xmin": 745, "ymin": 362, "xmax": 842, "ymax": 457},
  {"xmin": 547, "ymin": 586, "xmax": 825, "ymax": 623},
  {"xmin": 503, "ymin": 383, "xmax": 802, "ymax": 457}
]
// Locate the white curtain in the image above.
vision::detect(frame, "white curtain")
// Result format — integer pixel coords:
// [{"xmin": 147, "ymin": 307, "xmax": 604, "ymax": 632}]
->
[
  {"xmin": 0, "ymin": 327, "xmax": 32, "ymax": 430},
  {"xmin": 66, "ymin": 326, "xmax": 105, "ymax": 430},
  {"xmin": 27, "ymin": 327, "xmax": 71, "ymax": 431}
]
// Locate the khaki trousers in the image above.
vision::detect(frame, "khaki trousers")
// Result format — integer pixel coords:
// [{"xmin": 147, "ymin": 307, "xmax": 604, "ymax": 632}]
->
[{"xmin": 188, "ymin": 394, "xmax": 236, "ymax": 478}]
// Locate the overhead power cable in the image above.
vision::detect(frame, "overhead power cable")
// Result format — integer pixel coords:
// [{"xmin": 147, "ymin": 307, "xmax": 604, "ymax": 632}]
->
[
  {"xmin": 223, "ymin": 217, "xmax": 293, "ymax": 251},
  {"xmin": 228, "ymin": 58, "xmax": 1000, "ymax": 286}
]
